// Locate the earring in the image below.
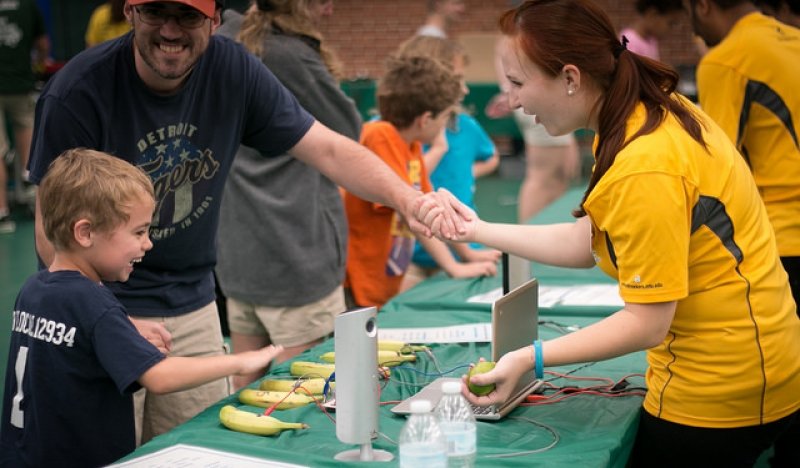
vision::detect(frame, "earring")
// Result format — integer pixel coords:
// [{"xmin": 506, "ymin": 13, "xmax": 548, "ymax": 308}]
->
[{"xmin": 567, "ymin": 89, "xmax": 575, "ymax": 96}]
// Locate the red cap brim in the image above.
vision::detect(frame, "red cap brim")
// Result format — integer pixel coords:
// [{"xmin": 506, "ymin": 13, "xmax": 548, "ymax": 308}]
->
[{"xmin": 128, "ymin": 0, "xmax": 216, "ymax": 18}]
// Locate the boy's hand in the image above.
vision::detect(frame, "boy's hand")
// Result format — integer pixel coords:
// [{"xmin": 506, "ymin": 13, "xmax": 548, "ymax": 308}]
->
[
  {"xmin": 445, "ymin": 260, "xmax": 497, "ymax": 279},
  {"xmin": 485, "ymin": 92, "xmax": 513, "ymax": 119},
  {"xmin": 236, "ymin": 345, "xmax": 284, "ymax": 376},
  {"xmin": 429, "ymin": 128, "xmax": 449, "ymax": 156},
  {"xmin": 461, "ymin": 247, "xmax": 502, "ymax": 263},
  {"xmin": 131, "ymin": 318, "xmax": 172, "ymax": 354}
]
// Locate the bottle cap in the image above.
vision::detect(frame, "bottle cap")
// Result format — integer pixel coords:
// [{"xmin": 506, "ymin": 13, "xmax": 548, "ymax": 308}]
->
[
  {"xmin": 442, "ymin": 381, "xmax": 462, "ymax": 394},
  {"xmin": 409, "ymin": 400, "xmax": 433, "ymax": 413}
]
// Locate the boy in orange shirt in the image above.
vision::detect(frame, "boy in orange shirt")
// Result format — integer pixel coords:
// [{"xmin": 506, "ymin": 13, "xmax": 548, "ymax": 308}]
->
[{"xmin": 343, "ymin": 56, "xmax": 497, "ymax": 308}]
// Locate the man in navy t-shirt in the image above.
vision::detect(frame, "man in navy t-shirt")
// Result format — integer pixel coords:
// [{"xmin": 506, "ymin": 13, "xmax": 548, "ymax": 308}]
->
[{"xmin": 25, "ymin": 0, "xmax": 464, "ymax": 445}]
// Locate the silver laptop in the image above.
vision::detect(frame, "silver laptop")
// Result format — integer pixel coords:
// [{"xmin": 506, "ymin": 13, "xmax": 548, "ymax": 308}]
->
[{"xmin": 391, "ymin": 278, "xmax": 543, "ymax": 421}]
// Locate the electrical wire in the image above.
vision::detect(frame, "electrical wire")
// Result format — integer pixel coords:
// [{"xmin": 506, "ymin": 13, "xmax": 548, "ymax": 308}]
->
[
  {"xmin": 377, "ymin": 431, "xmax": 397, "ymax": 445},
  {"xmin": 538, "ymin": 319, "xmax": 581, "ymax": 334},
  {"xmin": 544, "ymin": 369, "xmax": 616, "ymax": 386},
  {"xmin": 386, "ymin": 362, "xmax": 472, "ymax": 390},
  {"xmin": 541, "ymin": 361, "xmax": 598, "ymax": 384},
  {"xmin": 424, "ymin": 347, "xmax": 443, "ymax": 374},
  {"xmin": 523, "ymin": 372, "xmax": 647, "ymax": 406},
  {"xmin": 481, "ymin": 416, "xmax": 560, "ymax": 458}
]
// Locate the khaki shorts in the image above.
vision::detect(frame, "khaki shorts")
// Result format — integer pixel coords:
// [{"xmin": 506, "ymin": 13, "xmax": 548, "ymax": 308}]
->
[
  {"xmin": 226, "ymin": 286, "xmax": 345, "ymax": 347},
  {"xmin": 132, "ymin": 302, "xmax": 229, "ymax": 445},
  {"xmin": 0, "ymin": 93, "xmax": 36, "ymax": 154},
  {"xmin": 514, "ymin": 108, "xmax": 575, "ymax": 147}
]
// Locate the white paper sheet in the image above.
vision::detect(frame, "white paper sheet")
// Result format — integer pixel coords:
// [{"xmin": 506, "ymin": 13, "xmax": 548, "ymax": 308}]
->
[
  {"xmin": 378, "ymin": 323, "xmax": 492, "ymax": 343},
  {"xmin": 112, "ymin": 444, "xmax": 309, "ymax": 468},
  {"xmin": 467, "ymin": 285, "xmax": 623, "ymax": 307}
]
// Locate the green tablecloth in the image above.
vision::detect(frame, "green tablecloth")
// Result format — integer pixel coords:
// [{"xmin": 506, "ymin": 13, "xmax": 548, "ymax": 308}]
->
[
  {"xmin": 118, "ymin": 189, "xmax": 647, "ymax": 467},
  {"xmin": 118, "ymin": 280, "xmax": 645, "ymax": 467}
]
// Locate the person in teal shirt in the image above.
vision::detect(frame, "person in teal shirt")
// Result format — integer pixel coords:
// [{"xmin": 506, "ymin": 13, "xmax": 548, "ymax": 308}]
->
[
  {"xmin": 410, "ymin": 112, "xmax": 499, "ymax": 272},
  {"xmin": 395, "ymin": 35, "xmax": 501, "ymax": 292}
]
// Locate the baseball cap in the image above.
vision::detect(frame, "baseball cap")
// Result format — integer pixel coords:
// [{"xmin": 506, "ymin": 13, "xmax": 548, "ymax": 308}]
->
[{"xmin": 128, "ymin": 0, "xmax": 223, "ymax": 18}]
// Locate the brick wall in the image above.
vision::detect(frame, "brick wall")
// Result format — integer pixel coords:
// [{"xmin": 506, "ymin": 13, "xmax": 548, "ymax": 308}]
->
[{"xmin": 319, "ymin": 0, "xmax": 702, "ymax": 80}]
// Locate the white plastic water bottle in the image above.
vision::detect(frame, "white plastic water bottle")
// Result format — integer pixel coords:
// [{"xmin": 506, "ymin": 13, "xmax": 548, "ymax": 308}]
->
[
  {"xmin": 435, "ymin": 381, "xmax": 477, "ymax": 468},
  {"xmin": 398, "ymin": 400, "xmax": 448, "ymax": 468}
]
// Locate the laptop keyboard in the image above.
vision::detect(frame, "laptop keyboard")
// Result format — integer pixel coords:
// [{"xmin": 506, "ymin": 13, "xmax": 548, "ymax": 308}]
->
[{"xmin": 470, "ymin": 403, "xmax": 497, "ymax": 416}]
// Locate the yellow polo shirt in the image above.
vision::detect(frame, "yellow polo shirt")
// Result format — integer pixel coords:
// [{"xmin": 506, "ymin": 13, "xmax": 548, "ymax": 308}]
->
[
  {"xmin": 585, "ymin": 98, "xmax": 800, "ymax": 428},
  {"xmin": 85, "ymin": 3, "xmax": 131, "ymax": 48},
  {"xmin": 697, "ymin": 13, "xmax": 800, "ymax": 256}
]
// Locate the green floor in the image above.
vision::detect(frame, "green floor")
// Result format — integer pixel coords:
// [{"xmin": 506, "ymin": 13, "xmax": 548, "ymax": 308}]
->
[
  {"xmin": 0, "ymin": 213, "xmax": 37, "ymax": 405},
  {"xmin": 0, "ymin": 170, "xmax": 528, "ymax": 406}
]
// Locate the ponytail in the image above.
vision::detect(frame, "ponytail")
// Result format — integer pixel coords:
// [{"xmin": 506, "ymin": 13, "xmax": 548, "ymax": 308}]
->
[{"xmin": 578, "ymin": 48, "xmax": 706, "ymax": 216}]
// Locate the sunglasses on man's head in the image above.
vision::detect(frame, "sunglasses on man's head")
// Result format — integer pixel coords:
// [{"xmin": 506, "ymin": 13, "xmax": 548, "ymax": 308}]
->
[{"xmin": 134, "ymin": 5, "xmax": 208, "ymax": 29}]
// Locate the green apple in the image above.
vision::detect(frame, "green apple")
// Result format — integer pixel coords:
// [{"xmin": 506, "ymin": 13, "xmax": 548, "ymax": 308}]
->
[{"xmin": 467, "ymin": 361, "xmax": 496, "ymax": 396}]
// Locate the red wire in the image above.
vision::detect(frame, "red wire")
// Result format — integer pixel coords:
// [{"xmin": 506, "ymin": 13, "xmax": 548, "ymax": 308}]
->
[
  {"xmin": 261, "ymin": 365, "xmax": 390, "ymax": 425},
  {"xmin": 523, "ymin": 389, "xmax": 647, "ymax": 405},
  {"xmin": 262, "ymin": 390, "xmax": 298, "ymax": 417},
  {"xmin": 520, "ymin": 372, "xmax": 647, "ymax": 405},
  {"xmin": 544, "ymin": 370, "xmax": 616, "ymax": 386}
]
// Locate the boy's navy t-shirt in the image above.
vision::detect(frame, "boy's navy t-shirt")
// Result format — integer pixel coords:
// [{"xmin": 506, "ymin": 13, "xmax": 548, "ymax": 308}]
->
[
  {"xmin": 0, "ymin": 270, "xmax": 164, "ymax": 467},
  {"xmin": 28, "ymin": 33, "xmax": 315, "ymax": 317}
]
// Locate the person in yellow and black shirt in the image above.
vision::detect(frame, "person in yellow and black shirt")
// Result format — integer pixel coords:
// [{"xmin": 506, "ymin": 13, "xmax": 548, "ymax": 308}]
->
[
  {"xmin": 85, "ymin": 0, "xmax": 131, "ymax": 48},
  {"xmin": 435, "ymin": 0, "xmax": 800, "ymax": 466},
  {"xmin": 690, "ymin": 0, "xmax": 800, "ymax": 313}
]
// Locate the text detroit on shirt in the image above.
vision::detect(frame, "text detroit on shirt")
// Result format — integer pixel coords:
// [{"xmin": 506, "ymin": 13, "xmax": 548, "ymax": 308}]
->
[{"xmin": 135, "ymin": 122, "xmax": 221, "ymax": 240}]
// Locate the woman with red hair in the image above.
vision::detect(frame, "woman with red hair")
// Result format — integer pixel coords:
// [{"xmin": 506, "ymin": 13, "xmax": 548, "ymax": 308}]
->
[{"xmin": 447, "ymin": 0, "xmax": 800, "ymax": 465}]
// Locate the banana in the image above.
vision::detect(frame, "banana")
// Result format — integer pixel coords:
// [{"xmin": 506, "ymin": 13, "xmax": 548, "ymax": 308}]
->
[
  {"xmin": 238, "ymin": 388, "xmax": 316, "ymax": 410},
  {"xmin": 378, "ymin": 340, "xmax": 429, "ymax": 353},
  {"xmin": 318, "ymin": 352, "xmax": 335, "ymax": 363},
  {"xmin": 289, "ymin": 361, "xmax": 336, "ymax": 380},
  {"xmin": 219, "ymin": 405, "xmax": 308, "ymax": 436},
  {"xmin": 288, "ymin": 360, "xmax": 392, "ymax": 380},
  {"xmin": 259, "ymin": 377, "xmax": 334, "ymax": 395},
  {"xmin": 319, "ymin": 350, "xmax": 417, "ymax": 367}
]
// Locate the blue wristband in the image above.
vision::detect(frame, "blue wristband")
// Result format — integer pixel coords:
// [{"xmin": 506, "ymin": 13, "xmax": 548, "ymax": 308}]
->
[{"xmin": 533, "ymin": 340, "xmax": 544, "ymax": 379}]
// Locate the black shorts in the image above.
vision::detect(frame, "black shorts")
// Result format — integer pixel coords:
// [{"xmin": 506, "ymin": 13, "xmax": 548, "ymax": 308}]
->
[
  {"xmin": 627, "ymin": 408, "xmax": 800, "ymax": 467},
  {"xmin": 780, "ymin": 256, "xmax": 800, "ymax": 316}
]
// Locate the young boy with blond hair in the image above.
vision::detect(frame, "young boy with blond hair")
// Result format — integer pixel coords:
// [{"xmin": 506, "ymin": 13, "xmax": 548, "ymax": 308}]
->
[
  {"xmin": 343, "ymin": 56, "xmax": 497, "ymax": 308},
  {"xmin": 0, "ymin": 149, "xmax": 282, "ymax": 467}
]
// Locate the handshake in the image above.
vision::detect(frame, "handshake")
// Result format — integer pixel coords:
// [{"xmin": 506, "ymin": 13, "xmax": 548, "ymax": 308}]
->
[{"xmin": 408, "ymin": 188, "xmax": 478, "ymax": 243}]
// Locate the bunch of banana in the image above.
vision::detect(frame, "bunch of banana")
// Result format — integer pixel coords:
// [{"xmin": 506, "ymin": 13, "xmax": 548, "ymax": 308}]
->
[
  {"xmin": 378, "ymin": 340, "xmax": 429, "ymax": 354},
  {"xmin": 289, "ymin": 361, "xmax": 336, "ymax": 380},
  {"xmin": 219, "ymin": 405, "xmax": 308, "ymax": 436},
  {"xmin": 319, "ymin": 349, "xmax": 417, "ymax": 367},
  {"xmin": 259, "ymin": 377, "xmax": 334, "ymax": 395},
  {"xmin": 238, "ymin": 388, "xmax": 316, "ymax": 410}
]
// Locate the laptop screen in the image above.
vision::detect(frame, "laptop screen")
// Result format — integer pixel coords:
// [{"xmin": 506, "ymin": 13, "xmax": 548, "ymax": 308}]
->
[
  {"xmin": 502, "ymin": 253, "xmax": 532, "ymax": 295},
  {"xmin": 492, "ymin": 277, "xmax": 539, "ymax": 398}
]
